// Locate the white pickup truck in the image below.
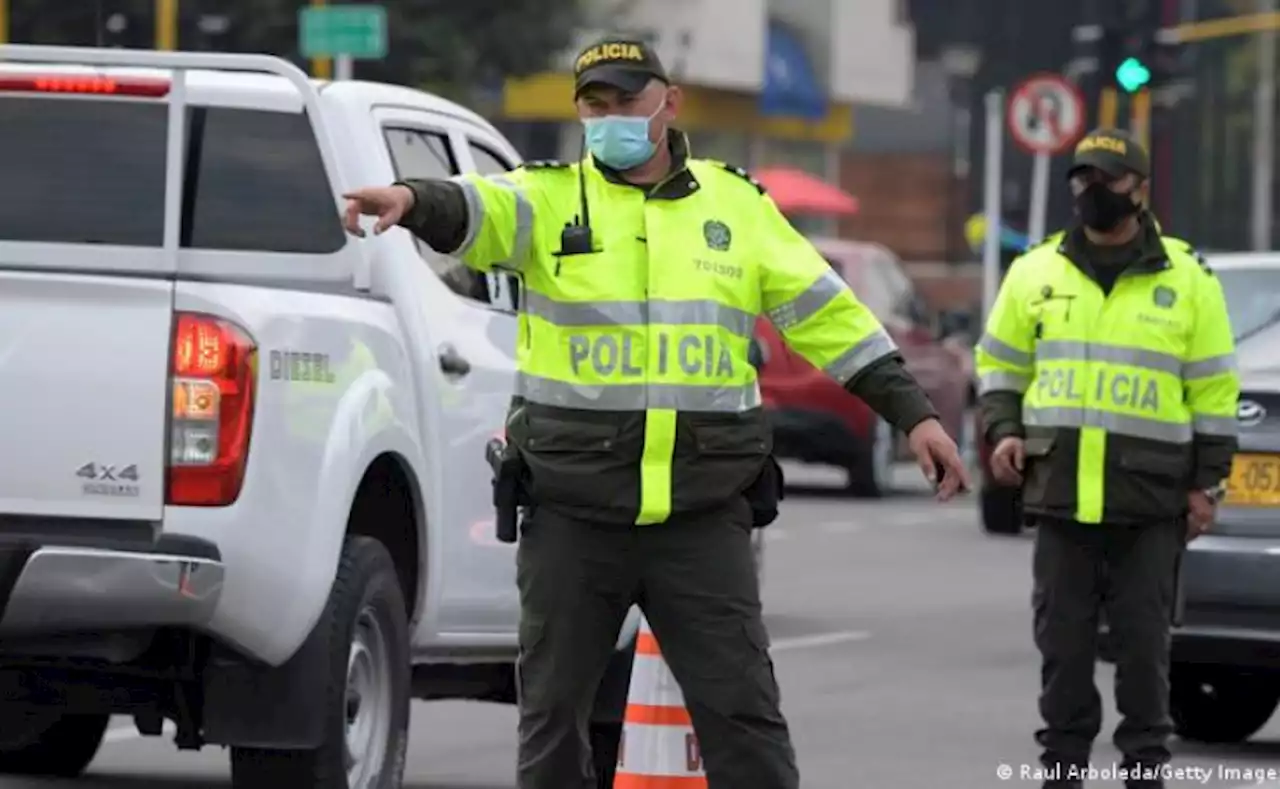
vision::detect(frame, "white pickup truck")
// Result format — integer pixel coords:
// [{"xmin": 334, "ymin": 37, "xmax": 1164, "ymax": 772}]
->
[{"xmin": 0, "ymin": 45, "xmax": 774, "ymax": 789}]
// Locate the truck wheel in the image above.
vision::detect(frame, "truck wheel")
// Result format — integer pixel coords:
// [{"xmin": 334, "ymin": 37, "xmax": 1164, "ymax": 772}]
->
[
  {"xmin": 1171, "ymin": 665, "xmax": 1280, "ymax": 744},
  {"xmin": 0, "ymin": 709, "xmax": 108, "ymax": 777},
  {"xmin": 230, "ymin": 536, "xmax": 410, "ymax": 789},
  {"xmin": 980, "ymin": 486, "xmax": 1022, "ymax": 535}
]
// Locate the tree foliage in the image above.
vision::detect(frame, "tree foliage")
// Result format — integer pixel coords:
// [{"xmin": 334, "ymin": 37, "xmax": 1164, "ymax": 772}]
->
[{"xmin": 8, "ymin": 0, "xmax": 586, "ymax": 97}]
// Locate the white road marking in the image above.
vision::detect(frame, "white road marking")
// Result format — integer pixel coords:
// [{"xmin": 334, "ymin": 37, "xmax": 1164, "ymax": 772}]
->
[
  {"xmin": 771, "ymin": 630, "xmax": 870, "ymax": 653},
  {"xmin": 819, "ymin": 521, "xmax": 862, "ymax": 535}
]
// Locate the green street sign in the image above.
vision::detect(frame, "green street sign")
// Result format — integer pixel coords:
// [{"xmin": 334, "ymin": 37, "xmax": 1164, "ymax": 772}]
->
[
  {"xmin": 1115, "ymin": 57, "xmax": 1151, "ymax": 93},
  {"xmin": 299, "ymin": 5, "xmax": 387, "ymax": 59}
]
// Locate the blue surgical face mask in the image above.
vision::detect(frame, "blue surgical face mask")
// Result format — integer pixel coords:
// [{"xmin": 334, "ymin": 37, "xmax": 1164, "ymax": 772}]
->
[{"xmin": 582, "ymin": 100, "xmax": 664, "ymax": 171}]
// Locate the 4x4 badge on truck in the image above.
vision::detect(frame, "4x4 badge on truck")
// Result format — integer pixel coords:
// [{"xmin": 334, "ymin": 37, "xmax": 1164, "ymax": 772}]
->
[{"xmin": 76, "ymin": 462, "xmax": 140, "ymax": 498}]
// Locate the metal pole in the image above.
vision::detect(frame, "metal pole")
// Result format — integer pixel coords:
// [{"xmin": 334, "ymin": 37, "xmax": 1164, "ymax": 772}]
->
[
  {"xmin": 1253, "ymin": 0, "xmax": 1277, "ymax": 250},
  {"xmin": 334, "ymin": 54, "xmax": 353, "ymax": 81},
  {"xmin": 310, "ymin": 0, "xmax": 332, "ymax": 79},
  {"xmin": 981, "ymin": 90, "xmax": 1005, "ymax": 320},
  {"xmin": 155, "ymin": 0, "xmax": 177, "ymax": 51},
  {"xmin": 1131, "ymin": 89, "xmax": 1152, "ymax": 150},
  {"xmin": 1027, "ymin": 152, "xmax": 1051, "ymax": 244}
]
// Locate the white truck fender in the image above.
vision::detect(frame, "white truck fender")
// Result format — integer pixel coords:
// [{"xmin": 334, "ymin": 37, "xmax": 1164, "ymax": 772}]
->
[{"xmin": 266, "ymin": 368, "xmax": 427, "ymax": 665}]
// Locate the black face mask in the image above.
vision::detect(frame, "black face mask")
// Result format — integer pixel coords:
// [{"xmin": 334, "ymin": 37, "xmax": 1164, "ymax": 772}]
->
[{"xmin": 1074, "ymin": 182, "xmax": 1140, "ymax": 232}]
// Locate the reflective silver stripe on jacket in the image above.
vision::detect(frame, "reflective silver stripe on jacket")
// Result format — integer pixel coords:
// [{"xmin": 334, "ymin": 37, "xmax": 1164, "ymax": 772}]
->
[
  {"xmin": 1035, "ymin": 341, "xmax": 1238, "ymax": 381},
  {"xmin": 1023, "ymin": 405, "xmax": 1193, "ymax": 443},
  {"xmin": 451, "ymin": 176, "xmax": 534, "ymax": 268},
  {"xmin": 824, "ymin": 330, "xmax": 898, "ymax": 383},
  {"xmin": 767, "ymin": 269, "xmax": 846, "ymax": 330},
  {"xmin": 978, "ymin": 371, "xmax": 1031, "ymax": 395},
  {"xmin": 522, "ymin": 292, "xmax": 756, "ymax": 337},
  {"xmin": 516, "ymin": 373, "xmax": 762, "ymax": 412},
  {"xmin": 1192, "ymin": 414, "xmax": 1240, "ymax": 437},
  {"xmin": 977, "ymin": 333, "xmax": 1033, "ymax": 367},
  {"xmin": 1182, "ymin": 353, "xmax": 1237, "ymax": 380},
  {"xmin": 489, "ymin": 175, "xmax": 534, "ymax": 267}
]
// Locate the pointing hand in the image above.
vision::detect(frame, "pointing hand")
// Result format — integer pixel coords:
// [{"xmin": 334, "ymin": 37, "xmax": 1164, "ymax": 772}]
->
[{"xmin": 342, "ymin": 185, "xmax": 416, "ymax": 237}]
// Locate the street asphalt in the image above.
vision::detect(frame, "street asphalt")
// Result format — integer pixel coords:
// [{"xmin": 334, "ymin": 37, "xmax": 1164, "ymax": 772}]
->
[{"xmin": 9, "ymin": 463, "xmax": 1280, "ymax": 789}]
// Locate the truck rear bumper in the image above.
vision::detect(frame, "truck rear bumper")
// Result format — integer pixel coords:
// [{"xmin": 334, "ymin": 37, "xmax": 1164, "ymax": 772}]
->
[{"xmin": 0, "ymin": 542, "xmax": 224, "ymax": 634}]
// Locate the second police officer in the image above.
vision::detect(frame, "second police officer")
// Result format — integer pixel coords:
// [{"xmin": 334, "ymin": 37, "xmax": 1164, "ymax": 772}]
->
[
  {"xmin": 976, "ymin": 129, "xmax": 1240, "ymax": 789},
  {"xmin": 344, "ymin": 37, "xmax": 971, "ymax": 789}
]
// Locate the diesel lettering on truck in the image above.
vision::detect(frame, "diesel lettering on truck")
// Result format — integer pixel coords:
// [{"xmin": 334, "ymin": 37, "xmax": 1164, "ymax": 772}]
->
[{"xmin": 269, "ymin": 350, "xmax": 336, "ymax": 383}]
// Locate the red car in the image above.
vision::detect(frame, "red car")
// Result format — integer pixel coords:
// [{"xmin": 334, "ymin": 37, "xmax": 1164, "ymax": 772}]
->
[{"xmin": 754, "ymin": 239, "xmax": 971, "ymax": 496}]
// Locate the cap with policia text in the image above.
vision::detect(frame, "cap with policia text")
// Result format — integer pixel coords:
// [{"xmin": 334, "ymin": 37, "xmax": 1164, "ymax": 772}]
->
[
  {"xmin": 573, "ymin": 37, "xmax": 669, "ymax": 97},
  {"xmin": 1068, "ymin": 128, "xmax": 1151, "ymax": 180}
]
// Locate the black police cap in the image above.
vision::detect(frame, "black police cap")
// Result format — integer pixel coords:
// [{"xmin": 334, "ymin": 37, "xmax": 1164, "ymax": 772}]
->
[
  {"xmin": 1068, "ymin": 128, "xmax": 1151, "ymax": 180},
  {"xmin": 573, "ymin": 37, "xmax": 669, "ymax": 97}
]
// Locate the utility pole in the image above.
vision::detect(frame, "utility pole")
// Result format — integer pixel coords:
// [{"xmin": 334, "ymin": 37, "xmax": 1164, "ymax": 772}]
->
[
  {"xmin": 155, "ymin": 0, "xmax": 178, "ymax": 50},
  {"xmin": 1253, "ymin": 0, "xmax": 1277, "ymax": 250},
  {"xmin": 310, "ymin": 0, "xmax": 332, "ymax": 80}
]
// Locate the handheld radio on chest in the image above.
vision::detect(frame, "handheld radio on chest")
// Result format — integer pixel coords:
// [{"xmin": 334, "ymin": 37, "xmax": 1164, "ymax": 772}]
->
[{"xmin": 554, "ymin": 150, "xmax": 596, "ymax": 259}]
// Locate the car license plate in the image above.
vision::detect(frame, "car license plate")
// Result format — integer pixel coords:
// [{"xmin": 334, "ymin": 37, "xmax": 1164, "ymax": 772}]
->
[{"xmin": 1225, "ymin": 454, "xmax": 1280, "ymax": 506}]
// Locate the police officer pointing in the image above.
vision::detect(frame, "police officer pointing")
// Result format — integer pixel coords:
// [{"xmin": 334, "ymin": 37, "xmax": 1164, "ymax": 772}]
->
[
  {"xmin": 345, "ymin": 37, "xmax": 969, "ymax": 789},
  {"xmin": 976, "ymin": 129, "xmax": 1240, "ymax": 789}
]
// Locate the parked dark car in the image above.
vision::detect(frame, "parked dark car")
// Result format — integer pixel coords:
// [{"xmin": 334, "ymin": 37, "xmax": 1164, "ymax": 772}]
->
[{"xmin": 1153, "ymin": 319, "xmax": 1280, "ymax": 744}]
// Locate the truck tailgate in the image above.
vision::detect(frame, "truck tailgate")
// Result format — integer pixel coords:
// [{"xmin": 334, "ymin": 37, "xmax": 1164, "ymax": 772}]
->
[{"xmin": 0, "ymin": 271, "xmax": 173, "ymax": 520}]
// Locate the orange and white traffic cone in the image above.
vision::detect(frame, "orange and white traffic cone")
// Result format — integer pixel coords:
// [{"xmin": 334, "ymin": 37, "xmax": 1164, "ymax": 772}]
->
[{"xmin": 613, "ymin": 615, "xmax": 707, "ymax": 788}]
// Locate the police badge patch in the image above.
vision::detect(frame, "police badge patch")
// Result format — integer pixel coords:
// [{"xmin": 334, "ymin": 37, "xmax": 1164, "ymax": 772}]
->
[
  {"xmin": 1153, "ymin": 285, "xmax": 1177, "ymax": 308},
  {"xmin": 703, "ymin": 220, "xmax": 731, "ymax": 251}
]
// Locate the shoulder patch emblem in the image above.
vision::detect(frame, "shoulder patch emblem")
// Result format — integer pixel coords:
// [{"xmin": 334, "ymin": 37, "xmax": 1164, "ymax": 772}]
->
[
  {"xmin": 522, "ymin": 160, "xmax": 570, "ymax": 169},
  {"xmin": 714, "ymin": 161, "xmax": 766, "ymax": 194},
  {"xmin": 1153, "ymin": 285, "xmax": 1177, "ymax": 308}
]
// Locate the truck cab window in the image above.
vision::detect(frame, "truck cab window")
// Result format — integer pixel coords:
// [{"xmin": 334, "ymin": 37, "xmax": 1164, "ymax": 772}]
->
[
  {"xmin": 383, "ymin": 128, "xmax": 489, "ymax": 303},
  {"xmin": 469, "ymin": 143, "xmax": 514, "ymax": 175},
  {"xmin": 467, "ymin": 141, "xmax": 521, "ymax": 312}
]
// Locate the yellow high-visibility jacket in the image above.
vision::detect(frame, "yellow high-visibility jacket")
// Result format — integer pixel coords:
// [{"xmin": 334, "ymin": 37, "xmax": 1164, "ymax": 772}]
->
[{"xmin": 976, "ymin": 225, "xmax": 1239, "ymax": 524}]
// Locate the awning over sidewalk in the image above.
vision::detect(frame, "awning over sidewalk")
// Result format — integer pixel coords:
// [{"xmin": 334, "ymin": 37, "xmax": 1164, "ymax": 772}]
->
[{"xmin": 754, "ymin": 167, "xmax": 859, "ymax": 216}]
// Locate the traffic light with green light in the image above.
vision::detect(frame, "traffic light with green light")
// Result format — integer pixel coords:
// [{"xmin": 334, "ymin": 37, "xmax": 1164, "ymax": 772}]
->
[{"xmin": 1115, "ymin": 56, "xmax": 1152, "ymax": 93}]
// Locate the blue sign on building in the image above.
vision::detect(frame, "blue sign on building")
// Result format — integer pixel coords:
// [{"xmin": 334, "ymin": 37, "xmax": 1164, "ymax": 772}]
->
[{"xmin": 759, "ymin": 19, "xmax": 827, "ymax": 120}]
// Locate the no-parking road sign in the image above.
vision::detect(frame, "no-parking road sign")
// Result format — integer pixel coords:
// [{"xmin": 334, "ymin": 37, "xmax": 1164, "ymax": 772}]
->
[{"xmin": 1006, "ymin": 73, "xmax": 1086, "ymax": 155}]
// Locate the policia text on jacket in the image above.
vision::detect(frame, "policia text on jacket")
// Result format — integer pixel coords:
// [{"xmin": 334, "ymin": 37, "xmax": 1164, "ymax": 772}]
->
[{"xmin": 343, "ymin": 35, "xmax": 969, "ymax": 789}]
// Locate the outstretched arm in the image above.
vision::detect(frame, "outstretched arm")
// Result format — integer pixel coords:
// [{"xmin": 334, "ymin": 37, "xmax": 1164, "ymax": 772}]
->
[{"xmin": 755, "ymin": 196, "xmax": 968, "ymax": 496}]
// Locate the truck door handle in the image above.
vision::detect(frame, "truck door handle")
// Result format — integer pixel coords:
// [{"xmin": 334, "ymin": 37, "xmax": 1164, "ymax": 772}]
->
[{"xmin": 438, "ymin": 345, "xmax": 472, "ymax": 377}]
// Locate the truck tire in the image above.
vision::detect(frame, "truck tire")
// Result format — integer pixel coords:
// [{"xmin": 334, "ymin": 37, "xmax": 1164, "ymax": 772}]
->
[
  {"xmin": 980, "ymin": 486, "xmax": 1022, "ymax": 535},
  {"xmin": 0, "ymin": 710, "xmax": 109, "ymax": 777},
  {"xmin": 230, "ymin": 536, "xmax": 411, "ymax": 789},
  {"xmin": 1170, "ymin": 665, "xmax": 1280, "ymax": 744}
]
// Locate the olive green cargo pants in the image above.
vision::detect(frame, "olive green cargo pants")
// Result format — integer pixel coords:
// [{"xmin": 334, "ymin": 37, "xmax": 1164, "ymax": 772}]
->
[
  {"xmin": 515, "ymin": 498, "xmax": 799, "ymax": 789},
  {"xmin": 1032, "ymin": 517, "xmax": 1184, "ymax": 781}
]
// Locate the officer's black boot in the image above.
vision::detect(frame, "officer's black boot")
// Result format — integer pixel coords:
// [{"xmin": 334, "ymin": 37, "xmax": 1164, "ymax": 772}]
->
[
  {"xmin": 1122, "ymin": 763, "xmax": 1165, "ymax": 789},
  {"xmin": 1039, "ymin": 761, "xmax": 1085, "ymax": 789}
]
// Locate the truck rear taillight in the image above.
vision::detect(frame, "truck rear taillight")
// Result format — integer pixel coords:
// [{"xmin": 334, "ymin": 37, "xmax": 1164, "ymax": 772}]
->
[{"xmin": 167, "ymin": 313, "xmax": 257, "ymax": 507}]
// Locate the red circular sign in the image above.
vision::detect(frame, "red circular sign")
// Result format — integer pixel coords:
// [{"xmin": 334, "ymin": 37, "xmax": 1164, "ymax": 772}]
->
[{"xmin": 1006, "ymin": 73, "xmax": 1086, "ymax": 155}]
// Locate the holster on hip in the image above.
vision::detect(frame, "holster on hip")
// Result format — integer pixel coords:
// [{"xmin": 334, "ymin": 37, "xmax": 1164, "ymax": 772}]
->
[{"xmin": 745, "ymin": 455, "xmax": 785, "ymax": 528}]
